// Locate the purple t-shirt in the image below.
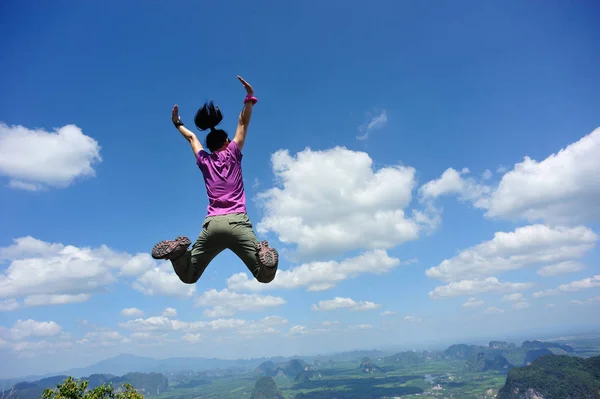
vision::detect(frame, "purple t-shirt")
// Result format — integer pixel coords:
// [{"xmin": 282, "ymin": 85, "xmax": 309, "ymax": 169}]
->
[{"xmin": 196, "ymin": 140, "xmax": 246, "ymax": 216}]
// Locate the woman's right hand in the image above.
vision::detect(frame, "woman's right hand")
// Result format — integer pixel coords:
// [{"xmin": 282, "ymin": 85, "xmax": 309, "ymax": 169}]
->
[{"xmin": 172, "ymin": 104, "xmax": 182, "ymax": 126}]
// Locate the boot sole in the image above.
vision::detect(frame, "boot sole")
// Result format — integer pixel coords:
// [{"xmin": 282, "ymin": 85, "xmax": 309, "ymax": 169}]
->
[{"xmin": 152, "ymin": 236, "xmax": 191, "ymax": 260}]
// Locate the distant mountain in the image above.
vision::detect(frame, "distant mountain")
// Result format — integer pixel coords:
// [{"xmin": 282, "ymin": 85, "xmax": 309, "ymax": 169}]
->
[
  {"xmin": 251, "ymin": 376, "xmax": 285, "ymax": 399},
  {"xmin": 1, "ymin": 372, "xmax": 169, "ymax": 399},
  {"xmin": 359, "ymin": 358, "xmax": 383, "ymax": 374},
  {"xmin": 3, "ymin": 350, "xmax": 393, "ymax": 384},
  {"xmin": 466, "ymin": 352, "xmax": 513, "ymax": 372},
  {"xmin": 383, "ymin": 351, "xmax": 427, "ymax": 367},
  {"xmin": 56, "ymin": 354, "xmax": 160, "ymax": 378},
  {"xmin": 521, "ymin": 340, "xmax": 575, "ymax": 353},
  {"xmin": 498, "ymin": 354, "xmax": 600, "ymax": 399},
  {"xmin": 443, "ymin": 344, "xmax": 486, "ymax": 359}
]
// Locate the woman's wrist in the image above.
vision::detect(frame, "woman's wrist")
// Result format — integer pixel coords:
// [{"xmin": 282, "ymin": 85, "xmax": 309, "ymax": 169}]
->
[{"xmin": 244, "ymin": 94, "xmax": 258, "ymax": 105}]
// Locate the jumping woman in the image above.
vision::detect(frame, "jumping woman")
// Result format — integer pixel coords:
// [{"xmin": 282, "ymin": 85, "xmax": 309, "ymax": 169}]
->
[{"xmin": 151, "ymin": 76, "xmax": 279, "ymax": 285}]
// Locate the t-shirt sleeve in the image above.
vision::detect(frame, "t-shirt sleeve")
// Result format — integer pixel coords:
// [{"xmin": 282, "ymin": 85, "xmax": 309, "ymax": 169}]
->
[
  {"xmin": 227, "ymin": 140, "xmax": 243, "ymax": 162},
  {"xmin": 196, "ymin": 150, "xmax": 208, "ymax": 167}
]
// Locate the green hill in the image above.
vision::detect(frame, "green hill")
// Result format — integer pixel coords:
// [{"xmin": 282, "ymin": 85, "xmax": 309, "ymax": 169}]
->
[
  {"xmin": 498, "ymin": 354, "xmax": 600, "ymax": 399},
  {"xmin": 251, "ymin": 376, "xmax": 285, "ymax": 399}
]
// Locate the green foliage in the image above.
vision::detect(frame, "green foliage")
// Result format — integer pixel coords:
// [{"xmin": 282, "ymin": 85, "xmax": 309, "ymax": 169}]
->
[
  {"xmin": 498, "ymin": 354, "xmax": 600, "ymax": 399},
  {"xmin": 41, "ymin": 377, "xmax": 145, "ymax": 399}
]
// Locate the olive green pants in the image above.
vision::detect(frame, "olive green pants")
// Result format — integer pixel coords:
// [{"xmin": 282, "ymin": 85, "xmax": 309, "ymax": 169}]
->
[{"xmin": 171, "ymin": 212, "xmax": 277, "ymax": 284}]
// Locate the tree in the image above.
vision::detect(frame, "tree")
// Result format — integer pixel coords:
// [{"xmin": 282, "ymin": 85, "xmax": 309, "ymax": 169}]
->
[{"xmin": 41, "ymin": 377, "xmax": 144, "ymax": 399}]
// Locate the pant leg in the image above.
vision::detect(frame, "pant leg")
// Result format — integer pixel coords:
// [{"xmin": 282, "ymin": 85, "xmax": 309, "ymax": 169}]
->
[
  {"xmin": 226, "ymin": 212, "xmax": 278, "ymax": 283},
  {"xmin": 171, "ymin": 216, "xmax": 226, "ymax": 284}
]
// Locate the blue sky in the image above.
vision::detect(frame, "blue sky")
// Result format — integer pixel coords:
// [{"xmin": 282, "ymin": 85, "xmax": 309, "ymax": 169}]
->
[{"xmin": 1, "ymin": 0, "xmax": 600, "ymax": 378}]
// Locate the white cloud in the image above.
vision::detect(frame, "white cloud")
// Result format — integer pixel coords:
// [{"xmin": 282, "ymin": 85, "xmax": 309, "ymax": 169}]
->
[
  {"xmin": 430, "ymin": 277, "xmax": 533, "ymax": 299},
  {"xmin": 381, "ymin": 310, "xmax": 396, "ymax": 316},
  {"xmin": 533, "ymin": 274, "xmax": 600, "ymax": 298},
  {"xmin": 0, "ymin": 122, "xmax": 102, "ymax": 190},
  {"xmin": 128, "ymin": 332, "xmax": 169, "ymax": 345},
  {"xmin": 419, "ymin": 167, "xmax": 491, "ymax": 207},
  {"xmin": 349, "ymin": 324, "xmax": 373, "ymax": 329},
  {"xmin": 288, "ymin": 325, "xmax": 309, "ymax": 336},
  {"xmin": 77, "ymin": 331, "xmax": 128, "ymax": 347},
  {"xmin": 421, "ymin": 127, "xmax": 600, "ymax": 225},
  {"xmin": 194, "ymin": 289, "xmax": 286, "ymax": 317},
  {"xmin": 311, "ymin": 297, "xmax": 381, "ymax": 312},
  {"xmin": 502, "ymin": 293, "xmax": 524, "ymax": 302},
  {"xmin": 463, "ymin": 297, "xmax": 484, "ymax": 308},
  {"xmin": 403, "ymin": 316, "xmax": 423, "ymax": 323},
  {"xmin": 0, "ymin": 299, "xmax": 19, "ymax": 311},
  {"xmin": 161, "ymin": 308, "xmax": 177, "ymax": 318},
  {"xmin": 24, "ymin": 294, "xmax": 91, "ymax": 306},
  {"xmin": 121, "ymin": 308, "xmax": 144, "ymax": 318},
  {"xmin": 255, "ymin": 146, "xmax": 438, "ymax": 258},
  {"xmin": 425, "ymin": 224, "xmax": 597, "ymax": 282},
  {"xmin": 0, "ymin": 236, "xmax": 179, "ymax": 304},
  {"xmin": 119, "ymin": 315, "xmax": 288, "ymax": 338},
  {"xmin": 3, "ymin": 319, "xmax": 62, "ymax": 340},
  {"xmin": 357, "ymin": 109, "xmax": 388, "ymax": 140},
  {"xmin": 132, "ymin": 262, "xmax": 196, "ymax": 298},
  {"xmin": 537, "ymin": 261, "xmax": 585, "ymax": 277},
  {"xmin": 569, "ymin": 296, "xmax": 600, "ymax": 305},
  {"xmin": 485, "ymin": 127, "xmax": 600, "ymax": 224},
  {"xmin": 182, "ymin": 333, "xmax": 202, "ymax": 343},
  {"xmin": 227, "ymin": 250, "xmax": 401, "ymax": 292}
]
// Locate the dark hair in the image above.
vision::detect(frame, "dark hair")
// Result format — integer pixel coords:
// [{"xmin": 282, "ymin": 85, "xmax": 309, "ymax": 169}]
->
[{"xmin": 194, "ymin": 101, "xmax": 228, "ymax": 152}]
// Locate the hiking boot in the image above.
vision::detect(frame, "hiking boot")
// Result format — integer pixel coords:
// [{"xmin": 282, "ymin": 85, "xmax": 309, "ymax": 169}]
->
[
  {"xmin": 151, "ymin": 236, "xmax": 191, "ymax": 260},
  {"xmin": 257, "ymin": 240, "xmax": 278, "ymax": 268}
]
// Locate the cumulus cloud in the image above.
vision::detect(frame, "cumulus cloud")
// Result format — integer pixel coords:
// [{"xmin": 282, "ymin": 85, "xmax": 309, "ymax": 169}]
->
[
  {"xmin": 182, "ymin": 333, "xmax": 202, "ymax": 343},
  {"xmin": 357, "ymin": 109, "xmax": 388, "ymax": 140},
  {"xmin": 533, "ymin": 274, "xmax": 600, "ymax": 298},
  {"xmin": 350, "ymin": 324, "xmax": 373, "ymax": 329},
  {"xmin": 419, "ymin": 167, "xmax": 491, "ymax": 207},
  {"xmin": 194, "ymin": 289, "xmax": 286, "ymax": 317},
  {"xmin": 77, "ymin": 331, "xmax": 129, "ymax": 347},
  {"xmin": 502, "ymin": 293, "xmax": 524, "ymax": 302},
  {"xmin": 119, "ymin": 315, "xmax": 288, "ymax": 339},
  {"xmin": 485, "ymin": 127, "xmax": 600, "ymax": 224},
  {"xmin": 0, "ymin": 236, "xmax": 189, "ymax": 305},
  {"xmin": 0, "ymin": 122, "xmax": 102, "ymax": 190},
  {"xmin": 161, "ymin": 308, "xmax": 177, "ymax": 318},
  {"xmin": 121, "ymin": 308, "xmax": 144, "ymax": 318},
  {"xmin": 429, "ymin": 277, "xmax": 533, "ymax": 299},
  {"xmin": 420, "ymin": 127, "xmax": 600, "ymax": 225},
  {"xmin": 381, "ymin": 310, "xmax": 396, "ymax": 316},
  {"xmin": 463, "ymin": 297, "xmax": 484, "ymax": 308},
  {"xmin": 403, "ymin": 316, "xmax": 423, "ymax": 323},
  {"xmin": 227, "ymin": 249, "xmax": 401, "ymax": 292},
  {"xmin": 24, "ymin": 294, "xmax": 91, "ymax": 307},
  {"xmin": 537, "ymin": 261, "xmax": 585, "ymax": 277},
  {"xmin": 255, "ymin": 146, "xmax": 438, "ymax": 259},
  {"xmin": 311, "ymin": 297, "xmax": 381, "ymax": 312},
  {"xmin": 131, "ymin": 262, "xmax": 195, "ymax": 298},
  {"xmin": 2, "ymin": 319, "xmax": 62, "ymax": 341},
  {"xmin": 0, "ymin": 299, "xmax": 20, "ymax": 311},
  {"xmin": 425, "ymin": 225, "xmax": 597, "ymax": 282}
]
